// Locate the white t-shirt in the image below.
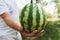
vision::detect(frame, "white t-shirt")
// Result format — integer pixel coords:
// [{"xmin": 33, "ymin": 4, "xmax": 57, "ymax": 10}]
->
[{"xmin": 0, "ymin": 0, "xmax": 22, "ymax": 40}]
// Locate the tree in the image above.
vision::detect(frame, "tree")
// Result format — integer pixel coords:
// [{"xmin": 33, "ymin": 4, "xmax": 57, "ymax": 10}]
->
[{"xmin": 52, "ymin": 0, "xmax": 60, "ymax": 18}]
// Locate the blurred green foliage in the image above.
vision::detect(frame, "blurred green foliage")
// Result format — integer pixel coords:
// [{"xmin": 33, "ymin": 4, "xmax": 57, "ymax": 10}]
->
[{"xmin": 35, "ymin": 20, "xmax": 60, "ymax": 40}]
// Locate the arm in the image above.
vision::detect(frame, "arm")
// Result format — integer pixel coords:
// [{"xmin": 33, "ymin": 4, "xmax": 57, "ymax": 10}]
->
[
  {"xmin": 0, "ymin": 12, "xmax": 38, "ymax": 37},
  {"xmin": 0, "ymin": 12, "xmax": 23, "ymax": 32},
  {"xmin": 0, "ymin": 12, "xmax": 44, "ymax": 37}
]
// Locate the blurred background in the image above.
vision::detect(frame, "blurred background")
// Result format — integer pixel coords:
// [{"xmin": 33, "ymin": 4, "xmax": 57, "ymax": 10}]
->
[{"xmin": 16, "ymin": 0, "xmax": 60, "ymax": 40}]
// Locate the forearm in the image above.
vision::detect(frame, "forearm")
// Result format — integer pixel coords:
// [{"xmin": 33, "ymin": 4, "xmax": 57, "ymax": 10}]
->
[
  {"xmin": 4, "ymin": 17, "xmax": 23, "ymax": 32},
  {"xmin": 0, "ymin": 12, "xmax": 23, "ymax": 32}
]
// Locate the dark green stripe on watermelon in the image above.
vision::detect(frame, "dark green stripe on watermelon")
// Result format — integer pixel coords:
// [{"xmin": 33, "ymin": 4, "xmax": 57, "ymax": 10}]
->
[
  {"xmin": 27, "ymin": 3, "xmax": 33, "ymax": 33},
  {"xmin": 41, "ymin": 9, "xmax": 46, "ymax": 29},
  {"xmin": 20, "ymin": 6, "xmax": 27, "ymax": 29},
  {"xmin": 35, "ymin": 5, "xmax": 40, "ymax": 30}
]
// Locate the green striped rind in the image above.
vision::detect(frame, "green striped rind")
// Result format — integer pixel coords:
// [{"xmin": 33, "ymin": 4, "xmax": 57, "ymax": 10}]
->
[
  {"xmin": 20, "ymin": 5, "xmax": 27, "ymax": 29},
  {"xmin": 20, "ymin": 4, "xmax": 30, "ymax": 32},
  {"xmin": 27, "ymin": 3, "xmax": 33, "ymax": 33},
  {"xmin": 20, "ymin": 3, "xmax": 46, "ymax": 33},
  {"xmin": 31, "ymin": 3, "xmax": 37, "ymax": 32},
  {"xmin": 35, "ymin": 5, "xmax": 40, "ymax": 30},
  {"xmin": 41, "ymin": 8, "xmax": 47, "ymax": 29},
  {"xmin": 23, "ymin": 4, "xmax": 30, "ymax": 32},
  {"xmin": 36, "ymin": 4, "xmax": 44, "ymax": 32}
]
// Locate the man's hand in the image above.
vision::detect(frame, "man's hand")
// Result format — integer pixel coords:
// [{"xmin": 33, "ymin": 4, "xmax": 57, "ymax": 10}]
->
[
  {"xmin": 20, "ymin": 29, "xmax": 44, "ymax": 37},
  {"xmin": 36, "ymin": 29, "xmax": 44, "ymax": 36},
  {"xmin": 21, "ymin": 30, "xmax": 37, "ymax": 37}
]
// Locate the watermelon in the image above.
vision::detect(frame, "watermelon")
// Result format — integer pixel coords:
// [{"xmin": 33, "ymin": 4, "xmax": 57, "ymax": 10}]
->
[{"xmin": 19, "ymin": 0, "xmax": 47, "ymax": 33}]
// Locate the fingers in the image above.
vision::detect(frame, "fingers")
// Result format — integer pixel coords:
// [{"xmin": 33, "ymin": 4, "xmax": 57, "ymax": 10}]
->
[
  {"xmin": 32, "ymin": 30, "xmax": 38, "ymax": 34},
  {"xmin": 30, "ymin": 30, "xmax": 38, "ymax": 37},
  {"xmin": 21, "ymin": 30, "xmax": 44, "ymax": 37},
  {"xmin": 22, "ymin": 30, "xmax": 38, "ymax": 37},
  {"xmin": 37, "ymin": 29, "xmax": 44, "ymax": 36},
  {"xmin": 39, "ymin": 29, "xmax": 44, "ymax": 34}
]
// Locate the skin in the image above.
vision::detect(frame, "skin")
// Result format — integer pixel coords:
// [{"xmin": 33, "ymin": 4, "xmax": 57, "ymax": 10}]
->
[{"xmin": 0, "ymin": 11, "xmax": 44, "ymax": 37}]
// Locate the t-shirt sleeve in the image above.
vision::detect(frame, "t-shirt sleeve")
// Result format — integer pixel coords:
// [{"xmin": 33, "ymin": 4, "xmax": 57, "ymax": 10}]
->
[{"xmin": 0, "ymin": 0, "xmax": 9, "ymax": 15}]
